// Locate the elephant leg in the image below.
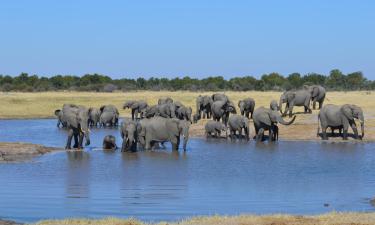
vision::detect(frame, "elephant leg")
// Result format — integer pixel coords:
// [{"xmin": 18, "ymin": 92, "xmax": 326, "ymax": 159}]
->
[
  {"xmin": 304, "ymin": 98, "xmax": 312, "ymax": 113},
  {"xmin": 269, "ymin": 127, "xmax": 274, "ymax": 142},
  {"xmin": 312, "ymin": 99, "xmax": 317, "ymax": 110},
  {"xmin": 282, "ymin": 104, "xmax": 289, "ymax": 117},
  {"xmin": 65, "ymin": 129, "xmax": 74, "ymax": 149},
  {"xmin": 288, "ymin": 104, "xmax": 294, "ymax": 118},
  {"xmin": 257, "ymin": 128, "xmax": 264, "ymax": 142},
  {"xmin": 322, "ymin": 126, "xmax": 328, "ymax": 140},
  {"xmin": 131, "ymin": 109, "xmax": 135, "ymax": 120},
  {"xmin": 121, "ymin": 139, "xmax": 127, "ymax": 152},
  {"xmin": 171, "ymin": 136, "xmax": 179, "ymax": 151},
  {"xmin": 343, "ymin": 122, "xmax": 349, "ymax": 140},
  {"xmin": 319, "ymin": 100, "xmax": 324, "ymax": 109},
  {"xmin": 78, "ymin": 132, "xmax": 84, "ymax": 149}
]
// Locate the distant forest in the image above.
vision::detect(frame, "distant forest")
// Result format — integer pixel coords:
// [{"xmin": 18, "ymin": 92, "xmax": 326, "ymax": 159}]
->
[{"xmin": 0, "ymin": 69, "xmax": 373, "ymax": 92}]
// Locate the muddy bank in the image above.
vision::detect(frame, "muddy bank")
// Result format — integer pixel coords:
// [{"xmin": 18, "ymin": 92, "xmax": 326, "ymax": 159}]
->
[
  {"xmin": 0, "ymin": 219, "xmax": 20, "ymax": 225},
  {"xmin": 0, "ymin": 142, "xmax": 60, "ymax": 162}
]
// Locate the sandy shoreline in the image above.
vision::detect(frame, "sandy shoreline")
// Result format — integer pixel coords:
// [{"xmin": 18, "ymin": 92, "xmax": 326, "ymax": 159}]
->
[{"xmin": 0, "ymin": 142, "xmax": 61, "ymax": 162}]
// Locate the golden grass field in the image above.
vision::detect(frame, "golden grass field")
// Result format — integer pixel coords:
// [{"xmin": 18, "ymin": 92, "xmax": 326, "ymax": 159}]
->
[
  {"xmin": 0, "ymin": 91, "xmax": 375, "ymax": 141},
  {"xmin": 33, "ymin": 212, "xmax": 375, "ymax": 225}
]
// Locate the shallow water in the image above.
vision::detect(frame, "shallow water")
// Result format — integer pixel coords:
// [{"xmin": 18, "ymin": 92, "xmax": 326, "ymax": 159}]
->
[{"xmin": 0, "ymin": 119, "xmax": 374, "ymax": 223}]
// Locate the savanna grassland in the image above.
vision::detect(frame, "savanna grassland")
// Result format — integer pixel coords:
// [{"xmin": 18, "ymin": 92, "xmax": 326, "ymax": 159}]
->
[
  {"xmin": 33, "ymin": 212, "xmax": 375, "ymax": 225},
  {"xmin": 0, "ymin": 91, "xmax": 375, "ymax": 141}
]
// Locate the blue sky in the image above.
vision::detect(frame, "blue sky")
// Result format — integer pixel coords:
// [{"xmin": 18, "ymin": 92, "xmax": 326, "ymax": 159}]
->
[{"xmin": 1, "ymin": 0, "xmax": 374, "ymax": 79}]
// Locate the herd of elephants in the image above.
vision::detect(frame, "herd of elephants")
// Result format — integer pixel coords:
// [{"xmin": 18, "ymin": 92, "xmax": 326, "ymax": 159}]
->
[{"xmin": 54, "ymin": 85, "xmax": 365, "ymax": 151}]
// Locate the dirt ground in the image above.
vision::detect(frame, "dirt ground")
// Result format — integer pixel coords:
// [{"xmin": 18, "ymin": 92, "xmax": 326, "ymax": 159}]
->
[{"xmin": 0, "ymin": 142, "xmax": 60, "ymax": 162}]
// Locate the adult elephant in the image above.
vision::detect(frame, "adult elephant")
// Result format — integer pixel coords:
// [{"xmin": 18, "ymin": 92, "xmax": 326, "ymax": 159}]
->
[
  {"xmin": 228, "ymin": 115, "xmax": 250, "ymax": 140},
  {"xmin": 211, "ymin": 100, "xmax": 236, "ymax": 126},
  {"xmin": 156, "ymin": 103, "xmax": 176, "ymax": 118},
  {"xmin": 196, "ymin": 95, "xmax": 213, "ymax": 119},
  {"xmin": 88, "ymin": 107, "xmax": 100, "ymax": 127},
  {"xmin": 176, "ymin": 106, "xmax": 193, "ymax": 123},
  {"xmin": 138, "ymin": 117, "xmax": 190, "ymax": 151},
  {"xmin": 99, "ymin": 105, "xmax": 119, "ymax": 127},
  {"xmin": 212, "ymin": 93, "xmax": 229, "ymax": 102},
  {"xmin": 120, "ymin": 120, "xmax": 140, "ymax": 151},
  {"xmin": 123, "ymin": 100, "xmax": 148, "ymax": 120},
  {"xmin": 305, "ymin": 85, "xmax": 326, "ymax": 110},
  {"xmin": 158, "ymin": 97, "xmax": 173, "ymax": 105},
  {"xmin": 62, "ymin": 104, "xmax": 90, "ymax": 149},
  {"xmin": 141, "ymin": 105, "xmax": 158, "ymax": 118},
  {"xmin": 317, "ymin": 104, "xmax": 364, "ymax": 140},
  {"xmin": 238, "ymin": 98, "xmax": 255, "ymax": 119},
  {"xmin": 253, "ymin": 107, "xmax": 296, "ymax": 142},
  {"xmin": 54, "ymin": 109, "xmax": 67, "ymax": 128},
  {"xmin": 279, "ymin": 90, "xmax": 312, "ymax": 117}
]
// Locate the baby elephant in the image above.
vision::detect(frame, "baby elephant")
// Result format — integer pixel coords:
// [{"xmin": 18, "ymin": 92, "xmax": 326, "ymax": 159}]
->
[
  {"xmin": 228, "ymin": 115, "xmax": 250, "ymax": 140},
  {"xmin": 103, "ymin": 135, "xmax": 117, "ymax": 150},
  {"xmin": 205, "ymin": 121, "xmax": 227, "ymax": 138}
]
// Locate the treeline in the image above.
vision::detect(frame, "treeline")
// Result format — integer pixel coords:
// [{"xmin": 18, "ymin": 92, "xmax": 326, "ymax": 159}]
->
[{"xmin": 0, "ymin": 69, "xmax": 373, "ymax": 92}]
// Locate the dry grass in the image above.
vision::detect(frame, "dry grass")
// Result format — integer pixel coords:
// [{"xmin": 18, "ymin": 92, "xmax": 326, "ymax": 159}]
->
[
  {"xmin": 1, "ymin": 91, "xmax": 375, "ymax": 141},
  {"xmin": 33, "ymin": 212, "xmax": 375, "ymax": 225}
]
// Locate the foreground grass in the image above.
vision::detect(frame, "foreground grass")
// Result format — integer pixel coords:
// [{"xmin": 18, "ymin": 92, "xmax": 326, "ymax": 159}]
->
[
  {"xmin": 1, "ymin": 91, "xmax": 375, "ymax": 141},
  {"xmin": 34, "ymin": 212, "xmax": 375, "ymax": 225}
]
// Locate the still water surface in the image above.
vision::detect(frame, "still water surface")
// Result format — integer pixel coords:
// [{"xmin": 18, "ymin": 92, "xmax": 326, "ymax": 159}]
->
[{"xmin": 0, "ymin": 119, "xmax": 374, "ymax": 222}]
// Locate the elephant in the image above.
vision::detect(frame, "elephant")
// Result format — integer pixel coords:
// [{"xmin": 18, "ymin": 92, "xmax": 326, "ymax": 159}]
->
[
  {"xmin": 88, "ymin": 107, "xmax": 100, "ymax": 127},
  {"xmin": 141, "ymin": 105, "xmax": 158, "ymax": 118},
  {"xmin": 62, "ymin": 104, "xmax": 91, "ymax": 149},
  {"xmin": 270, "ymin": 100, "xmax": 279, "ymax": 111},
  {"xmin": 138, "ymin": 117, "xmax": 190, "ymax": 151},
  {"xmin": 102, "ymin": 135, "xmax": 117, "ymax": 150},
  {"xmin": 279, "ymin": 90, "xmax": 312, "ymax": 117},
  {"xmin": 253, "ymin": 107, "xmax": 296, "ymax": 142},
  {"xmin": 176, "ymin": 106, "xmax": 193, "ymax": 122},
  {"xmin": 317, "ymin": 104, "xmax": 364, "ymax": 140},
  {"xmin": 192, "ymin": 113, "xmax": 200, "ymax": 123},
  {"xmin": 238, "ymin": 98, "xmax": 255, "ymax": 119},
  {"xmin": 54, "ymin": 109, "xmax": 67, "ymax": 128},
  {"xmin": 156, "ymin": 103, "xmax": 176, "ymax": 118},
  {"xmin": 305, "ymin": 85, "xmax": 326, "ymax": 110},
  {"xmin": 212, "ymin": 93, "xmax": 229, "ymax": 102},
  {"xmin": 99, "ymin": 105, "xmax": 119, "ymax": 127},
  {"xmin": 196, "ymin": 95, "xmax": 213, "ymax": 119},
  {"xmin": 174, "ymin": 101, "xmax": 184, "ymax": 109},
  {"xmin": 205, "ymin": 120, "xmax": 227, "ymax": 138},
  {"xmin": 228, "ymin": 115, "xmax": 250, "ymax": 140},
  {"xmin": 211, "ymin": 100, "xmax": 237, "ymax": 126},
  {"xmin": 123, "ymin": 100, "xmax": 148, "ymax": 120},
  {"xmin": 120, "ymin": 120, "xmax": 140, "ymax": 151},
  {"xmin": 158, "ymin": 97, "xmax": 173, "ymax": 105}
]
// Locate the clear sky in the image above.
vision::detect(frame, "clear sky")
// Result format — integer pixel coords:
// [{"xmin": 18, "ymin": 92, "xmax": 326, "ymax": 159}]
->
[{"xmin": 1, "ymin": 0, "xmax": 374, "ymax": 79}]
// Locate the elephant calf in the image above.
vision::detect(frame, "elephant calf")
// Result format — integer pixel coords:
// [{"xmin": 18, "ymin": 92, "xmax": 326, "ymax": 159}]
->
[
  {"xmin": 318, "ymin": 104, "xmax": 364, "ymax": 140},
  {"xmin": 205, "ymin": 121, "xmax": 227, "ymax": 138},
  {"xmin": 103, "ymin": 135, "xmax": 117, "ymax": 150},
  {"xmin": 228, "ymin": 115, "xmax": 250, "ymax": 140},
  {"xmin": 123, "ymin": 100, "xmax": 148, "ymax": 120},
  {"xmin": 238, "ymin": 98, "xmax": 255, "ymax": 119},
  {"xmin": 120, "ymin": 120, "xmax": 140, "ymax": 151}
]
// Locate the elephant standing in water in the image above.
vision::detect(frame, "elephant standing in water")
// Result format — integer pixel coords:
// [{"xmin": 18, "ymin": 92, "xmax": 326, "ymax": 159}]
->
[
  {"xmin": 318, "ymin": 104, "xmax": 364, "ymax": 140},
  {"xmin": 54, "ymin": 109, "xmax": 67, "ymax": 128},
  {"xmin": 138, "ymin": 117, "xmax": 190, "ymax": 151},
  {"xmin": 196, "ymin": 95, "xmax": 213, "ymax": 119},
  {"xmin": 123, "ymin": 100, "xmax": 148, "ymax": 120},
  {"xmin": 62, "ymin": 104, "xmax": 91, "ymax": 149},
  {"xmin": 238, "ymin": 98, "xmax": 255, "ymax": 119},
  {"xmin": 205, "ymin": 121, "xmax": 227, "ymax": 138},
  {"xmin": 102, "ymin": 135, "xmax": 117, "ymax": 150},
  {"xmin": 305, "ymin": 85, "xmax": 326, "ymax": 110},
  {"xmin": 211, "ymin": 100, "xmax": 237, "ymax": 126},
  {"xmin": 279, "ymin": 90, "xmax": 312, "ymax": 117},
  {"xmin": 88, "ymin": 107, "xmax": 100, "ymax": 127},
  {"xmin": 120, "ymin": 120, "xmax": 140, "ymax": 151},
  {"xmin": 253, "ymin": 107, "xmax": 296, "ymax": 142},
  {"xmin": 99, "ymin": 105, "xmax": 119, "ymax": 127},
  {"xmin": 228, "ymin": 115, "xmax": 250, "ymax": 140}
]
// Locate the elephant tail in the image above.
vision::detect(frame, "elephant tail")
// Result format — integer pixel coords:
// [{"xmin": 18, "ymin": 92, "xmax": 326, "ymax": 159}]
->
[{"xmin": 317, "ymin": 114, "xmax": 321, "ymax": 137}]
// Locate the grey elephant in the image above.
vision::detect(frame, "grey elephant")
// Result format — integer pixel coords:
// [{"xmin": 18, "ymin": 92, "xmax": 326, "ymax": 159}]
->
[
  {"xmin": 238, "ymin": 98, "xmax": 255, "ymax": 119},
  {"xmin": 103, "ymin": 135, "xmax": 117, "ymax": 150},
  {"xmin": 279, "ymin": 90, "xmax": 312, "ymax": 117},
  {"xmin": 317, "ymin": 104, "xmax": 364, "ymax": 140},
  {"xmin": 120, "ymin": 120, "xmax": 140, "ymax": 151},
  {"xmin": 253, "ymin": 107, "xmax": 296, "ymax": 142},
  {"xmin": 196, "ymin": 95, "xmax": 213, "ymax": 119},
  {"xmin": 123, "ymin": 100, "xmax": 148, "ymax": 120},
  {"xmin": 54, "ymin": 109, "xmax": 67, "ymax": 128},
  {"xmin": 228, "ymin": 115, "xmax": 250, "ymax": 140},
  {"xmin": 156, "ymin": 103, "xmax": 176, "ymax": 118},
  {"xmin": 212, "ymin": 93, "xmax": 229, "ymax": 102},
  {"xmin": 205, "ymin": 120, "xmax": 227, "ymax": 138},
  {"xmin": 99, "ymin": 105, "xmax": 119, "ymax": 127},
  {"xmin": 158, "ymin": 97, "xmax": 173, "ymax": 105},
  {"xmin": 304, "ymin": 85, "xmax": 326, "ymax": 110},
  {"xmin": 62, "ymin": 104, "xmax": 91, "ymax": 149},
  {"xmin": 270, "ymin": 100, "xmax": 279, "ymax": 111},
  {"xmin": 176, "ymin": 106, "xmax": 193, "ymax": 122},
  {"xmin": 88, "ymin": 107, "xmax": 100, "ymax": 127},
  {"xmin": 211, "ymin": 100, "xmax": 237, "ymax": 126},
  {"xmin": 141, "ymin": 105, "xmax": 158, "ymax": 118},
  {"xmin": 138, "ymin": 117, "xmax": 190, "ymax": 151},
  {"xmin": 192, "ymin": 113, "xmax": 200, "ymax": 123}
]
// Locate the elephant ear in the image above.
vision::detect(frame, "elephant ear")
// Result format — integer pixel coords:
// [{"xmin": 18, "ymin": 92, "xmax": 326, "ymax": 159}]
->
[
  {"xmin": 54, "ymin": 109, "xmax": 61, "ymax": 116},
  {"xmin": 341, "ymin": 105, "xmax": 354, "ymax": 121},
  {"xmin": 303, "ymin": 85, "xmax": 309, "ymax": 90},
  {"xmin": 268, "ymin": 111, "xmax": 279, "ymax": 125},
  {"xmin": 312, "ymin": 86, "xmax": 319, "ymax": 97},
  {"xmin": 287, "ymin": 92, "xmax": 296, "ymax": 102},
  {"xmin": 100, "ymin": 105, "xmax": 105, "ymax": 113},
  {"xmin": 238, "ymin": 101, "xmax": 242, "ymax": 108}
]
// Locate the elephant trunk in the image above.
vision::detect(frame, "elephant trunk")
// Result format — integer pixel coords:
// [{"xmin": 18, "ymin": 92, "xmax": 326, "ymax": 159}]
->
[{"xmin": 277, "ymin": 115, "xmax": 296, "ymax": 125}]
